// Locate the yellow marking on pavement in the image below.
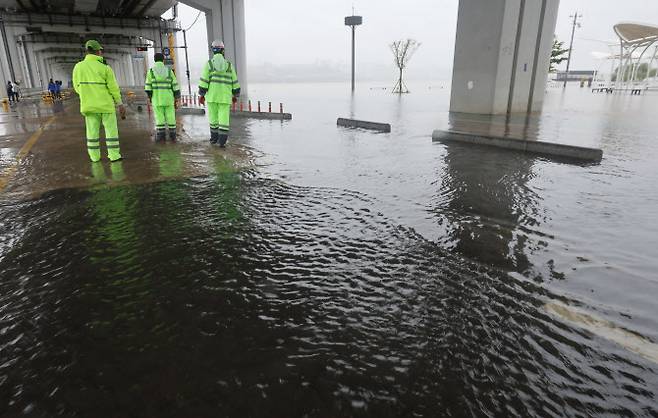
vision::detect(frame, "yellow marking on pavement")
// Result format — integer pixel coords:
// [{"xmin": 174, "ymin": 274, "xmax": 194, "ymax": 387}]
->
[{"xmin": 0, "ymin": 115, "xmax": 58, "ymax": 192}]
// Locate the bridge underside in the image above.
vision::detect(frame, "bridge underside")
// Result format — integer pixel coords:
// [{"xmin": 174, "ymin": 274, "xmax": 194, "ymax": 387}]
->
[{"xmin": 0, "ymin": 0, "xmax": 180, "ymax": 92}]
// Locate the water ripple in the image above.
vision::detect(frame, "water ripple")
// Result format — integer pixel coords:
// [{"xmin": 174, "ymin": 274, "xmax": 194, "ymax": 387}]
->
[{"xmin": 0, "ymin": 174, "xmax": 656, "ymax": 417}]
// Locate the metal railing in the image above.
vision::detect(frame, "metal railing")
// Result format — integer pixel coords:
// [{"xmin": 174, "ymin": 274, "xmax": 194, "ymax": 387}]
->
[{"xmin": 178, "ymin": 95, "xmax": 287, "ymax": 115}]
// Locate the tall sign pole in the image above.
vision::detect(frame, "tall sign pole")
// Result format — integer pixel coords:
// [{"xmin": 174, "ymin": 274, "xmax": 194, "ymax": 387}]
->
[
  {"xmin": 563, "ymin": 12, "xmax": 582, "ymax": 88},
  {"xmin": 344, "ymin": 15, "xmax": 362, "ymax": 91}
]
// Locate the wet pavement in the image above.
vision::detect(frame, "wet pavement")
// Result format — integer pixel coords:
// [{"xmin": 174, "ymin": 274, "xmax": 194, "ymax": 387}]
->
[{"xmin": 0, "ymin": 84, "xmax": 657, "ymax": 417}]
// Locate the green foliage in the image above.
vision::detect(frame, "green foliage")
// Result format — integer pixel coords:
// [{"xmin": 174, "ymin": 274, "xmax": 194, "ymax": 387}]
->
[
  {"xmin": 611, "ymin": 63, "xmax": 658, "ymax": 82},
  {"xmin": 550, "ymin": 39, "xmax": 569, "ymax": 73}
]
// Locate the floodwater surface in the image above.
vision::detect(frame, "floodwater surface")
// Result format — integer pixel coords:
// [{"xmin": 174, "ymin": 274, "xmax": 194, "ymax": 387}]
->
[{"xmin": 0, "ymin": 82, "xmax": 657, "ymax": 417}]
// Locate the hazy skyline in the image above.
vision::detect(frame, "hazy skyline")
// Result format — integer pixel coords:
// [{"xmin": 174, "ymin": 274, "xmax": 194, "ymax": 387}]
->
[{"xmin": 174, "ymin": 0, "xmax": 658, "ymax": 82}]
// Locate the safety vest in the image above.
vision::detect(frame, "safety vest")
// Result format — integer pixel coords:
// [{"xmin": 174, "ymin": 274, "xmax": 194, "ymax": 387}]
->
[
  {"xmin": 72, "ymin": 54, "xmax": 122, "ymax": 114},
  {"xmin": 198, "ymin": 55, "xmax": 240, "ymax": 104},
  {"xmin": 144, "ymin": 62, "xmax": 180, "ymax": 107}
]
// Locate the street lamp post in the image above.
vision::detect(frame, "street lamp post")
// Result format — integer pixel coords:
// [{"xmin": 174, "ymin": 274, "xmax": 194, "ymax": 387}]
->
[
  {"xmin": 344, "ymin": 15, "xmax": 362, "ymax": 91},
  {"xmin": 563, "ymin": 12, "xmax": 582, "ymax": 88}
]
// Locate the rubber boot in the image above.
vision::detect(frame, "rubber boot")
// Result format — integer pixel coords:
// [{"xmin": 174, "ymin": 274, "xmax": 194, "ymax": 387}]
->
[
  {"xmin": 169, "ymin": 130, "xmax": 177, "ymax": 142},
  {"xmin": 156, "ymin": 129, "xmax": 166, "ymax": 142},
  {"xmin": 210, "ymin": 130, "xmax": 219, "ymax": 145},
  {"xmin": 218, "ymin": 134, "xmax": 228, "ymax": 148}
]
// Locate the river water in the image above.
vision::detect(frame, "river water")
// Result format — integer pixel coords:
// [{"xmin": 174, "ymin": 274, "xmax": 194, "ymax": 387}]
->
[{"xmin": 0, "ymin": 81, "xmax": 657, "ymax": 416}]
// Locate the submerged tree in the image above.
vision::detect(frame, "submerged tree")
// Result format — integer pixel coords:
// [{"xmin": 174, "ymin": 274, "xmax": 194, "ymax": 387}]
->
[
  {"xmin": 390, "ymin": 39, "xmax": 420, "ymax": 93},
  {"xmin": 550, "ymin": 39, "xmax": 569, "ymax": 72}
]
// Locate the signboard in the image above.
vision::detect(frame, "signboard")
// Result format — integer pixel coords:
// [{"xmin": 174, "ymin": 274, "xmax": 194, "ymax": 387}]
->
[
  {"xmin": 344, "ymin": 15, "xmax": 363, "ymax": 26},
  {"xmin": 162, "ymin": 47, "xmax": 170, "ymax": 57}
]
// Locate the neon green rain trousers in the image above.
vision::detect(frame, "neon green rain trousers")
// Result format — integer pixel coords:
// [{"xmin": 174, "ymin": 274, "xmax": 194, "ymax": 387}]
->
[
  {"xmin": 145, "ymin": 62, "xmax": 180, "ymax": 140},
  {"xmin": 198, "ymin": 53, "xmax": 240, "ymax": 142},
  {"xmin": 85, "ymin": 113, "xmax": 121, "ymax": 162},
  {"xmin": 72, "ymin": 54, "xmax": 123, "ymax": 162}
]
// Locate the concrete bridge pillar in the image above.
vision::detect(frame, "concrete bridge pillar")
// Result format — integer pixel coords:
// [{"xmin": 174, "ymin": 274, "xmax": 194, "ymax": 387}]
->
[
  {"xmin": 450, "ymin": 0, "xmax": 560, "ymax": 114},
  {"xmin": 16, "ymin": 38, "xmax": 34, "ymax": 88},
  {"xmin": 131, "ymin": 51, "xmax": 147, "ymax": 87},
  {"xmin": 181, "ymin": 0, "xmax": 247, "ymax": 94},
  {"xmin": 125, "ymin": 54, "xmax": 136, "ymax": 87},
  {"xmin": 26, "ymin": 42, "xmax": 44, "ymax": 88},
  {"xmin": 0, "ymin": 24, "xmax": 27, "ymax": 88}
]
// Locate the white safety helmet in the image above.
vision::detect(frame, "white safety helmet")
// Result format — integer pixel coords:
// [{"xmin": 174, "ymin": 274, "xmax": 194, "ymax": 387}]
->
[{"xmin": 211, "ymin": 40, "xmax": 225, "ymax": 49}]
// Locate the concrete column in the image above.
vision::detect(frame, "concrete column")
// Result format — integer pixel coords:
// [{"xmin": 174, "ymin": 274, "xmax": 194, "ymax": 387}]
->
[
  {"xmin": 22, "ymin": 39, "xmax": 35, "ymax": 88},
  {"xmin": 113, "ymin": 57, "xmax": 125, "ymax": 86},
  {"xmin": 43, "ymin": 58, "xmax": 52, "ymax": 85},
  {"xmin": 0, "ymin": 20, "xmax": 14, "ymax": 91},
  {"xmin": 183, "ymin": 0, "xmax": 247, "ymax": 94},
  {"xmin": 125, "ymin": 54, "xmax": 136, "ymax": 87},
  {"xmin": 449, "ymin": 0, "xmax": 560, "ymax": 114},
  {"xmin": 123, "ymin": 54, "xmax": 130, "ymax": 86},
  {"xmin": 133, "ymin": 51, "xmax": 146, "ymax": 86},
  {"xmin": 0, "ymin": 25, "xmax": 27, "ymax": 86},
  {"xmin": 117, "ymin": 55, "xmax": 126, "ymax": 86},
  {"xmin": 27, "ymin": 43, "xmax": 44, "ymax": 88},
  {"xmin": 120, "ymin": 55, "xmax": 129, "ymax": 86},
  {"xmin": 16, "ymin": 39, "xmax": 31, "ymax": 88}
]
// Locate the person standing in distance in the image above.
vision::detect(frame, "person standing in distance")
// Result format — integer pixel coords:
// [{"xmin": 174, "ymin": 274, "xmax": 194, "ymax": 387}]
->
[
  {"xmin": 72, "ymin": 40, "xmax": 126, "ymax": 162},
  {"xmin": 6, "ymin": 81, "xmax": 14, "ymax": 103},
  {"xmin": 198, "ymin": 40, "xmax": 240, "ymax": 147},
  {"xmin": 145, "ymin": 52, "xmax": 180, "ymax": 141}
]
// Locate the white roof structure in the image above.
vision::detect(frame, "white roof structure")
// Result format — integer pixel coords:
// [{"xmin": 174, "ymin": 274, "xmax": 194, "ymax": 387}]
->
[
  {"xmin": 609, "ymin": 22, "xmax": 658, "ymax": 90},
  {"xmin": 614, "ymin": 23, "xmax": 658, "ymax": 46}
]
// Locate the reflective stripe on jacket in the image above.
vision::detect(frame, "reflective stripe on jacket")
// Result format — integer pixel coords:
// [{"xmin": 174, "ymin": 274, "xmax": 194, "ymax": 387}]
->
[
  {"xmin": 72, "ymin": 54, "xmax": 122, "ymax": 114},
  {"xmin": 144, "ymin": 62, "xmax": 180, "ymax": 107},
  {"xmin": 198, "ymin": 54, "xmax": 240, "ymax": 104}
]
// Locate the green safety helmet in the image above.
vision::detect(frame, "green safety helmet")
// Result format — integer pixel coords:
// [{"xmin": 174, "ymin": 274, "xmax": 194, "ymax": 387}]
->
[{"xmin": 85, "ymin": 40, "xmax": 103, "ymax": 51}]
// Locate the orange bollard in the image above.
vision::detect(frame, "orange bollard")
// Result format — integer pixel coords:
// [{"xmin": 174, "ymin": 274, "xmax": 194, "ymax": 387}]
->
[
  {"xmin": 240, "ymin": 101, "xmax": 244, "ymax": 112},
  {"xmin": 280, "ymin": 103, "xmax": 283, "ymax": 113},
  {"xmin": 248, "ymin": 100, "xmax": 252, "ymax": 112},
  {"xmin": 268, "ymin": 102, "xmax": 272, "ymax": 112}
]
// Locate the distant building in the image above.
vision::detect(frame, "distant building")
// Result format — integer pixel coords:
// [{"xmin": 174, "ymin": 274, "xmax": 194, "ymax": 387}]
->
[{"xmin": 556, "ymin": 70, "xmax": 596, "ymax": 82}]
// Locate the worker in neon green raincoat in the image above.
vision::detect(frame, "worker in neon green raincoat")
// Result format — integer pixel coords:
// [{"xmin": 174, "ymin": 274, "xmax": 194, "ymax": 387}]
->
[
  {"xmin": 198, "ymin": 40, "xmax": 240, "ymax": 147},
  {"xmin": 145, "ymin": 52, "xmax": 181, "ymax": 141},
  {"xmin": 72, "ymin": 40, "xmax": 126, "ymax": 162}
]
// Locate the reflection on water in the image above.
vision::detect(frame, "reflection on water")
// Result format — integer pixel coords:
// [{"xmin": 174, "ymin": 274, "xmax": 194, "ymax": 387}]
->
[
  {"xmin": 434, "ymin": 141, "xmax": 543, "ymax": 272},
  {"xmin": 0, "ymin": 170, "xmax": 656, "ymax": 416}
]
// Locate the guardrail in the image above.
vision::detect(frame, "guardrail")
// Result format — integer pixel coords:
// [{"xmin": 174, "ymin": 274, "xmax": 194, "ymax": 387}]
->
[{"xmin": 178, "ymin": 95, "xmax": 292, "ymax": 120}]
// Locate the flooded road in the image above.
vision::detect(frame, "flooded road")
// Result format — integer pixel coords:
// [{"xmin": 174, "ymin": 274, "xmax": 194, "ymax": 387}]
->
[{"xmin": 1, "ymin": 83, "xmax": 657, "ymax": 416}]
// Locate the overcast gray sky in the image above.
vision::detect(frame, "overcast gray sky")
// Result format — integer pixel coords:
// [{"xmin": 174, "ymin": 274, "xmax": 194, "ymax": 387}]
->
[{"xmin": 175, "ymin": 0, "xmax": 658, "ymax": 82}]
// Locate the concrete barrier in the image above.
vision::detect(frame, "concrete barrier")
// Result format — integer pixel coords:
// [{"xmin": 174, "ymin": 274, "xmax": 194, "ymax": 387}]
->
[
  {"xmin": 177, "ymin": 107, "xmax": 205, "ymax": 115},
  {"xmin": 232, "ymin": 111, "xmax": 292, "ymax": 120},
  {"xmin": 337, "ymin": 118, "xmax": 391, "ymax": 133},
  {"xmin": 432, "ymin": 129, "xmax": 603, "ymax": 162}
]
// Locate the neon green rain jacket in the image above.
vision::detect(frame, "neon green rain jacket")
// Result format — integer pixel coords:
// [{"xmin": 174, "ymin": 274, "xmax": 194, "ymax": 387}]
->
[
  {"xmin": 72, "ymin": 54, "xmax": 122, "ymax": 114},
  {"xmin": 198, "ymin": 53, "xmax": 240, "ymax": 104},
  {"xmin": 144, "ymin": 62, "xmax": 180, "ymax": 106}
]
